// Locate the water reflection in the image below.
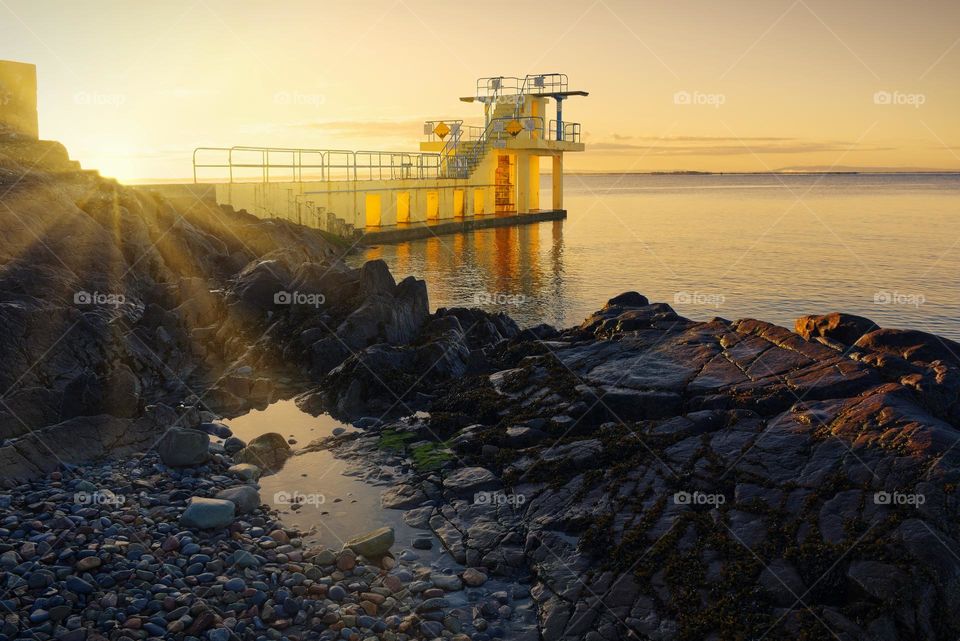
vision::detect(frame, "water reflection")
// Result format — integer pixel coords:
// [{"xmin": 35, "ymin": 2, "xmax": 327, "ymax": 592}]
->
[
  {"xmin": 355, "ymin": 174, "xmax": 960, "ymax": 339},
  {"xmin": 355, "ymin": 219, "xmax": 570, "ymax": 327}
]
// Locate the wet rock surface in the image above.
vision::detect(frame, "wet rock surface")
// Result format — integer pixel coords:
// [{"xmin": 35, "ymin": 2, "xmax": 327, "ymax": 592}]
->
[{"xmin": 302, "ymin": 290, "xmax": 960, "ymax": 641}]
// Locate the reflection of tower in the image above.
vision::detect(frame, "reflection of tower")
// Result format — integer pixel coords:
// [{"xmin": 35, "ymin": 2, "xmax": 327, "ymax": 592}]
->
[
  {"xmin": 548, "ymin": 220, "xmax": 566, "ymax": 326},
  {"xmin": 516, "ymin": 224, "xmax": 540, "ymax": 315},
  {"xmin": 492, "ymin": 226, "xmax": 516, "ymax": 295}
]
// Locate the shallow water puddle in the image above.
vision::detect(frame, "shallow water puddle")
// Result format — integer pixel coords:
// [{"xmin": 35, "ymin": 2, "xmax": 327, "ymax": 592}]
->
[{"xmin": 223, "ymin": 400, "xmax": 453, "ymax": 567}]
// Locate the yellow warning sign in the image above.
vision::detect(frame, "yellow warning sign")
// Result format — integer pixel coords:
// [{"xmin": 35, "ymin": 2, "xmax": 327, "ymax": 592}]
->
[
  {"xmin": 433, "ymin": 122, "xmax": 450, "ymax": 139},
  {"xmin": 506, "ymin": 119, "xmax": 523, "ymax": 137}
]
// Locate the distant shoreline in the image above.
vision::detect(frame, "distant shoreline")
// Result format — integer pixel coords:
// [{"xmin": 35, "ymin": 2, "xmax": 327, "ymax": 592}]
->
[
  {"xmin": 560, "ymin": 170, "xmax": 960, "ymax": 176},
  {"xmin": 122, "ymin": 170, "xmax": 960, "ymax": 185}
]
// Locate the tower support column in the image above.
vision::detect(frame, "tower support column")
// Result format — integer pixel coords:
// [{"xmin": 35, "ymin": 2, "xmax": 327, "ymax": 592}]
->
[{"xmin": 552, "ymin": 154, "xmax": 563, "ymax": 210}]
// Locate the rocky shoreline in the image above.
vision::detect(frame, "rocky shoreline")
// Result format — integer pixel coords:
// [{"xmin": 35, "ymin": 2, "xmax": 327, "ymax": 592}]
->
[
  {"xmin": 4, "ymin": 135, "xmax": 960, "ymax": 640},
  {"xmin": 0, "ymin": 432, "xmax": 499, "ymax": 641}
]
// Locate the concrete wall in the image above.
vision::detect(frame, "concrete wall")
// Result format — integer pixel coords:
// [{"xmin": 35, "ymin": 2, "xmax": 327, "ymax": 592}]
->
[{"xmin": 0, "ymin": 60, "xmax": 39, "ymax": 139}]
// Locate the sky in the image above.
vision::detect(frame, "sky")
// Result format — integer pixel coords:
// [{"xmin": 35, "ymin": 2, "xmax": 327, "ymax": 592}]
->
[{"xmin": 2, "ymin": 0, "xmax": 959, "ymax": 181}]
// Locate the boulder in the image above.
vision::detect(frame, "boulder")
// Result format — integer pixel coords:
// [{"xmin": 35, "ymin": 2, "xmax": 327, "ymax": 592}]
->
[
  {"xmin": 846, "ymin": 560, "xmax": 909, "ymax": 601},
  {"xmin": 794, "ymin": 312, "xmax": 879, "ymax": 345},
  {"xmin": 232, "ymin": 432, "xmax": 291, "ymax": 469},
  {"xmin": 103, "ymin": 364, "xmax": 142, "ymax": 417},
  {"xmin": 180, "ymin": 497, "xmax": 235, "ymax": 529},
  {"xmin": 605, "ymin": 291, "xmax": 649, "ymax": 308},
  {"xmin": 359, "ymin": 259, "xmax": 396, "ymax": 297},
  {"xmin": 223, "ymin": 436, "xmax": 246, "ymax": 454},
  {"xmin": 156, "ymin": 427, "xmax": 210, "ymax": 467},
  {"xmin": 343, "ymin": 526, "xmax": 395, "ymax": 558},
  {"xmin": 215, "ymin": 485, "xmax": 261, "ymax": 514},
  {"xmin": 855, "ymin": 328, "xmax": 960, "ymax": 367},
  {"xmin": 227, "ymin": 463, "xmax": 261, "ymax": 481}
]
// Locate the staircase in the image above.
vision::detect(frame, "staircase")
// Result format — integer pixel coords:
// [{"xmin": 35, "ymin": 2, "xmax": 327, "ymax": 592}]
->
[{"xmin": 440, "ymin": 100, "xmax": 517, "ymax": 179}]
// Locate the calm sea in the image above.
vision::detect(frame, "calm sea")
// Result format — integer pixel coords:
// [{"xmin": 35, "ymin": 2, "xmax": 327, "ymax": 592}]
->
[{"xmin": 356, "ymin": 173, "xmax": 960, "ymax": 341}]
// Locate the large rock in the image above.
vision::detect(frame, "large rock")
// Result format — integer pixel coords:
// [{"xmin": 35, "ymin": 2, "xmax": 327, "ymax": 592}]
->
[
  {"xmin": 227, "ymin": 463, "xmax": 261, "ymax": 481},
  {"xmin": 359, "ymin": 259, "xmax": 396, "ymax": 297},
  {"xmin": 794, "ymin": 312, "xmax": 879, "ymax": 345},
  {"xmin": 180, "ymin": 497, "xmax": 235, "ymax": 529},
  {"xmin": 156, "ymin": 427, "xmax": 210, "ymax": 467},
  {"xmin": 855, "ymin": 328, "xmax": 960, "ymax": 366},
  {"xmin": 215, "ymin": 485, "xmax": 261, "ymax": 514},
  {"xmin": 343, "ymin": 526, "xmax": 395, "ymax": 558},
  {"xmin": 232, "ymin": 432, "xmax": 291, "ymax": 469}
]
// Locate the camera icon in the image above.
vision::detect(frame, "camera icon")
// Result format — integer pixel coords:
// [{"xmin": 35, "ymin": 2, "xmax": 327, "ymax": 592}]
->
[
  {"xmin": 673, "ymin": 491, "xmax": 691, "ymax": 505},
  {"xmin": 673, "ymin": 91, "xmax": 692, "ymax": 105},
  {"xmin": 873, "ymin": 91, "xmax": 892, "ymax": 105},
  {"xmin": 474, "ymin": 491, "xmax": 491, "ymax": 505},
  {"xmin": 74, "ymin": 291, "xmax": 92, "ymax": 305},
  {"xmin": 273, "ymin": 491, "xmax": 291, "ymax": 504},
  {"xmin": 273, "ymin": 91, "xmax": 291, "ymax": 105},
  {"xmin": 873, "ymin": 491, "xmax": 891, "ymax": 505},
  {"xmin": 274, "ymin": 291, "xmax": 292, "ymax": 305},
  {"xmin": 873, "ymin": 291, "xmax": 892, "ymax": 304}
]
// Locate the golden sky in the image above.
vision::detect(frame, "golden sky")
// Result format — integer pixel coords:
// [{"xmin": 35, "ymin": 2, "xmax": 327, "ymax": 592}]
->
[{"xmin": 3, "ymin": 0, "xmax": 959, "ymax": 180}]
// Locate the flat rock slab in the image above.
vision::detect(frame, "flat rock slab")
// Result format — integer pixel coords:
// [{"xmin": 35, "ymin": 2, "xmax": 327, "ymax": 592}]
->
[{"xmin": 443, "ymin": 467, "xmax": 500, "ymax": 496}]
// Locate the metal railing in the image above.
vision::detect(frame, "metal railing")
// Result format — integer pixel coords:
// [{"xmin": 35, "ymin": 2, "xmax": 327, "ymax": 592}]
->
[
  {"xmin": 475, "ymin": 73, "xmax": 569, "ymax": 100},
  {"xmin": 549, "ymin": 120, "xmax": 581, "ymax": 143},
  {"xmin": 193, "ymin": 146, "xmax": 442, "ymax": 183},
  {"xmin": 441, "ymin": 116, "xmax": 546, "ymax": 179}
]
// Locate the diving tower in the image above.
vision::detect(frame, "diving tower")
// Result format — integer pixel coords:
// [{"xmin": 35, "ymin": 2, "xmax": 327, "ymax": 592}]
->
[{"xmin": 192, "ymin": 73, "xmax": 587, "ymax": 243}]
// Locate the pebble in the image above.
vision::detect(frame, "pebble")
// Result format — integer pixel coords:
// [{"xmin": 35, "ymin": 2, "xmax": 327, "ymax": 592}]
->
[
  {"xmin": 0, "ymin": 442, "xmax": 515, "ymax": 641},
  {"xmin": 224, "ymin": 577, "xmax": 246, "ymax": 592},
  {"xmin": 462, "ymin": 567, "xmax": 488, "ymax": 587},
  {"xmin": 412, "ymin": 536, "xmax": 433, "ymax": 550}
]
